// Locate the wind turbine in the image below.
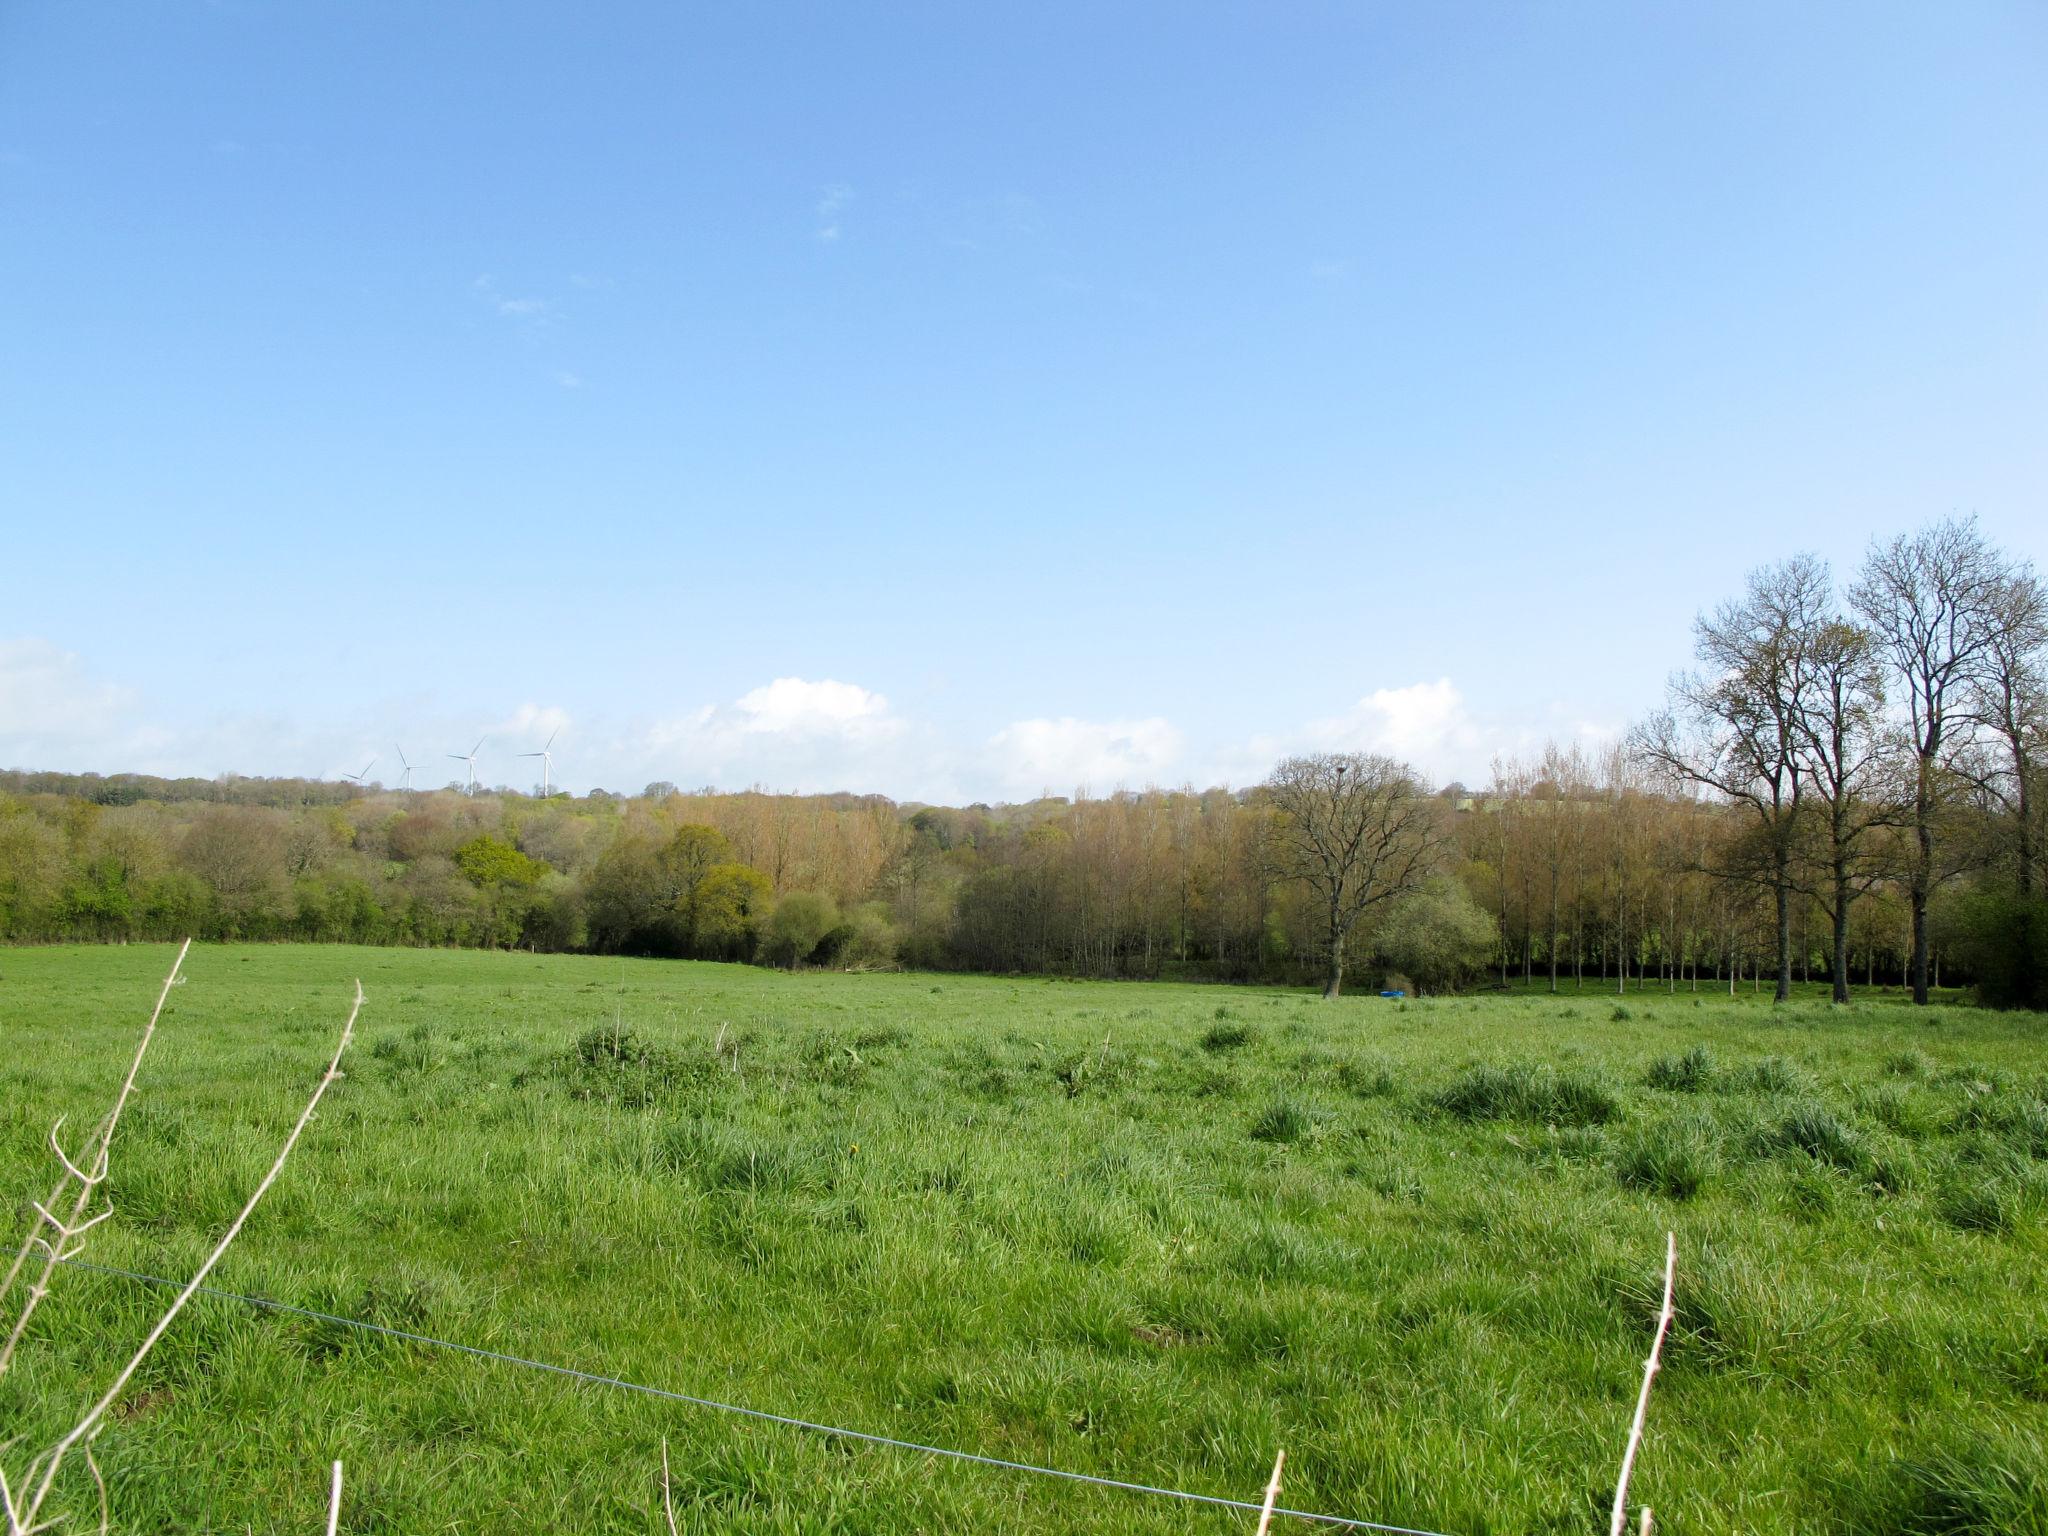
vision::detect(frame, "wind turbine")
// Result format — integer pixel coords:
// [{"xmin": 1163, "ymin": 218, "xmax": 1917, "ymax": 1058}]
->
[
  {"xmin": 394, "ymin": 746, "xmax": 419, "ymax": 792},
  {"xmin": 342, "ymin": 757, "xmax": 377, "ymax": 788},
  {"xmin": 448, "ymin": 738, "xmax": 484, "ymax": 794},
  {"xmin": 518, "ymin": 728, "xmax": 560, "ymax": 797}
]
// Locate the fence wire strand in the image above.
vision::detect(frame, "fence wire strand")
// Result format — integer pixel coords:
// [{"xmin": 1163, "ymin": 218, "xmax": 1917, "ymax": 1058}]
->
[{"xmin": 57, "ymin": 1256, "xmax": 1452, "ymax": 1536}]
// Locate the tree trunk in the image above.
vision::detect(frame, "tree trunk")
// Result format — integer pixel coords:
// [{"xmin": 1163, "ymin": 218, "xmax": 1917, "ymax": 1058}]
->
[
  {"xmin": 1909, "ymin": 886, "xmax": 1930, "ymax": 1007},
  {"xmin": 1323, "ymin": 947, "xmax": 1345, "ymax": 999},
  {"xmin": 1774, "ymin": 883, "xmax": 1792, "ymax": 1002},
  {"xmin": 1831, "ymin": 881, "xmax": 1852, "ymax": 1005}
]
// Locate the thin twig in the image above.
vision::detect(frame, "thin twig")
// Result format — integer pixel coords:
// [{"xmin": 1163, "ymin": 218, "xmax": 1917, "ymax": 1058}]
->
[
  {"xmin": 661, "ymin": 1437, "xmax": 679, "ymax": 1536},
  {"xmin": 1609, "ymin": 1231, "xmax": 1677, "ymax": 1536},
  {"xmin": 17, "ymin": 979, "xmax": 360, "ymax": 1529},
  {"xmin": 1255, "ymin": 1449, "xmax": 1285, "ymax": 1536},
  {"xmin": 325, "ymin": 1460, "xmax": 342, "ymax": 1536},
  {"xmin": 0, "ymin": 940, "xmax": 191, "ymax": 1373}
]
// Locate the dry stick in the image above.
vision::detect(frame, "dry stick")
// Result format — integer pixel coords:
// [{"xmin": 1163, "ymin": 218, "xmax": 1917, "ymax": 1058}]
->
[
  {"xmin": 1255, "ymin": 1450, "xmax": 1286, "ymax": 1536},
  {"xmin": 1608, "ymin": 1232, "xmax": 1677, "ymax": 1536},
  {"xmin": 325, "ymin": 1461, "xmax": 343, "ymax": 1536},
  {"xmin": 15, "ymin": 981, "xmax": 360, "ymax": 1532},
  {"xmin": 660, "ymin": 1438, "xmax": 680, "ymax": 1536},
  {"xmin": 0, "ymin": 940, "xmax": 191, "ymax": 1371}
]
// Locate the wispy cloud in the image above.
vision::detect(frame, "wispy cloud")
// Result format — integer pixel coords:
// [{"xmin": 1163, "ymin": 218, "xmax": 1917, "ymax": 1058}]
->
[
  {"xmin": 815, "ymin": 183, "xmax": 853, "ymax": 243},
  {"xmin": 983, "ymin": 715, "xmax": 1182, "ymax": 799},
  {"xmin": 472, "ymin": 273, "xmax": 551, "ymax": 320}
]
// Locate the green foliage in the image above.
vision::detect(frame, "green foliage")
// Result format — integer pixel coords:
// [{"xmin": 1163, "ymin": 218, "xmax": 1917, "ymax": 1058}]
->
[
  {"xmin": 455, "ymin": 834, "xmax": 548, "ymax": 888},
  {"xmin": 761, "ymin": 890, "xmax": 840, "ymax": 968},
  {"xmin": 1942, "ymin": 888, "xmax": 2048, "ymax": 1011},
  {"xmin": 830, "ymin": 901, "xmax": 899, "ymax": 970},
  {"xmin": 1371, "ymin": 875, "xmax": 1498, "ymax": 994},
  {"xmin": 692, "ymin": 862, "xmax": 773, "ymax": 960}
]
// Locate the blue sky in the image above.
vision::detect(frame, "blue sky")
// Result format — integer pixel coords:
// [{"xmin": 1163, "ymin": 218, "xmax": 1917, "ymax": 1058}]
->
[{"xmin": 4, "ymin": 3, "xmax": 2044, "ymax": 801}]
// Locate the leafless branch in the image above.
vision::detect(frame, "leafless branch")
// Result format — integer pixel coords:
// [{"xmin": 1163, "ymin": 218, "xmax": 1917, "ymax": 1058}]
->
[
  {"xmin": 0, "ymin": 940, "xmax": 191, "ymax": 1377},
  {"xmin": 1609, "ymin": 1232, "xmax": 1677, "ymax": 1536},
  {"xmin": 1254, "ymin": 1448, "xmax": 1285, "ymax": 1536},
  {"xmin": 8, "ymin": 977, "xmax": 360, "ymax": 1534}
]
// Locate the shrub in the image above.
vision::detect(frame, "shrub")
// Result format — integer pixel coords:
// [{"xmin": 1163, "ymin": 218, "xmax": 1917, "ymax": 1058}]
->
[
  {"xmin": 760, "ymin": 891, "xmax": 840, "ymax": 968},
  {"xmin": 1646, "ymin": 1045, "xmax": 1713, "ymax": 1092},
  {"xmin": 831, "ymin": 901, "xmax": 900, "ymax": 970},
  {"xmin": 1370, "ymin": 876, "xmax": 1498, "ymax": 994}
]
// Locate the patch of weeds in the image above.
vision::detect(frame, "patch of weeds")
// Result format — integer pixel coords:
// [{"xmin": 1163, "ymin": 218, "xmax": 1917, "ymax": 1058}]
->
[
  {"xmin": 1938, "ymin": 1178, "xmax": 2019, "ymax": 1235},
  {"xmin": 1434, "ymin": 1063, "xmax": 1620, "ymax": 1126},
  {"xmin": 370, "ymin": 1021, "xmax": 445, "ymax": 1075},
  {"xmin": 1337, "ymin": 1054, "xmax": 1398, "ymax": 1098},
  {"xmin": 1783, "ymin": 1162, "xmax": 1842, "ymax": 1220},
  {"xmin": 1855, "ymin": 1426, "xmax": 2048, "ymax": 1535},
  {"xmin": 1201, "ymin": 1021, "xmax": 1254, "ymax": 1052},
  {"xmin": 1949, "ymin": 1087, "xmax": 2048, "ymax": 1159},
  {"xmin": 1731, "ymin": 1055, "xmax": 1806, "ymax": 1097},
  {"xmin": 1646, "ymin": 1045, "xmax": 1713, "ymax": 1093},
  {"xmin": 1759, "ymin": 1102, "xmax": 1868, "ymax": 1172},
  {"xmin": 1885, "ymin": 1048, "xmax": 1936, "ymax": 1080},
  {"xmin": 1862, "ymin": 1084, "xmax": 1940, "ymax": 1140},
  {"xmin": 1611, "ymin": 1004, "xmax": 1633, "ymax": 1022},
  {"xmin": 1250, "ymin": 1099, "xmax": 1311, "ymax": 1143},
  {"xmin": 1614, "ymin": 1119, "xmax": 1717, "ymax": 1200},
  {"xmin": 557, "ymin": 1026, "xmax": 719, "ymax": 1107}
]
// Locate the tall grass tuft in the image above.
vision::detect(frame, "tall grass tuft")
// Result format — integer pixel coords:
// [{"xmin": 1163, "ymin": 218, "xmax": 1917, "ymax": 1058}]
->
[{"xmin": 1645, "ymin": 1045, "xmax": 1713, "ymax": 1092}]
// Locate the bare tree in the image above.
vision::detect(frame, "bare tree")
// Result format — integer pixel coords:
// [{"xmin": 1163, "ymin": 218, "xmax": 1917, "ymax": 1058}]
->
[
  {"xmin": 1263, "ymin": 753, "xmax": 1443, "ymax": 998},
  {"xmin": 1633, "ymin": 555, "xmax": 1828, "ymax": 1000},
  {"xmin": 1968, "ymin": 565, "xmax": 2048, "ymax": 898},
  {"xmin": 1851, "ymin": 517, "xmax": 2008, "ymax": 1003},
  {"xmin": 1788, "ymin": 614, "xmax": 1894, "ymax": 1003}
]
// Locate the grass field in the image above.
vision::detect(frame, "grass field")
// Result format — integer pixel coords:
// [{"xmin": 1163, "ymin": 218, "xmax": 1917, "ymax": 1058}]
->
[{"xmin": 2, "ymin": 944, "xmax": 2045, "ymax": 1534}]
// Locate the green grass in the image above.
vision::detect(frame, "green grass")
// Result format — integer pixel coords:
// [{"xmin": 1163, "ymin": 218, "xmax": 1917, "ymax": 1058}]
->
[{"xmin": 1, "ymin": 944, "xmax": 2045, "ymax": 1533}]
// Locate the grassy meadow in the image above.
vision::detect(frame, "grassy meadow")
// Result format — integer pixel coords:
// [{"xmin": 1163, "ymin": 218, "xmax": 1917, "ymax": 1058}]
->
[{"xmin": 2, "ymin": 944, "xmax": 2045, "ymax": 1534}]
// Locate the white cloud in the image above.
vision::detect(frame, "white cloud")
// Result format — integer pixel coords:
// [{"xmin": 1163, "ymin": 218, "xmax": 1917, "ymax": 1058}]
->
[
  {"xmin": 730, "ymin": 677, "xmax": 893, "ymax": 737},
  {"xmin": 815, "ymin": 183, "xmax": 853, "ymax": 242},
  {"xmin": 635, "ymin": 677, "xmax": 912, "ymax": 792},
  {"xmin": 1306, "ymin": 678, "xmax": 1479, "ymax": 763},
  {"xmin": 0, "ymin": 638, "xmax": 133, "ymax": 746},
  {"xmin": 984, "ymin": 716, "xmax": 1183, "ymax": 798}
]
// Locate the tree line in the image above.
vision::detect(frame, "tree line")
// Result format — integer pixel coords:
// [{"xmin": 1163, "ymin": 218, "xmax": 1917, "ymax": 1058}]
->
[{"xmin": 2, "ymin": 519, "xmax": 2041, "ymax": 1003}]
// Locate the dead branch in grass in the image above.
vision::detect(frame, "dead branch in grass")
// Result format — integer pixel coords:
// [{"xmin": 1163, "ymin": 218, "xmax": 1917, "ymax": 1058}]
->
[
  {"xmin": 2, "ymin": 966, "xmax": 359, "ymax": 1536},
  {"xmin": 0, "ymin": 941, "xmax": 190, "ymax": 1376},
  {"xmin": 1608, "ymin": 1231, "xmax": 1677, "ymax": 1536},
  {"xmin": 1254, "ymin": 1449, "xmax": 1285, "ymax": 1536},
  {"xmin": 325, "ymin": 1460, "xmax": 343, "ymax": 1536}
]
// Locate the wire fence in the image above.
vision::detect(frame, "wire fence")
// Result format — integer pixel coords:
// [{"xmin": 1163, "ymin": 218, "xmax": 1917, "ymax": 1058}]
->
[{"xmin": 58, "ymin": 1256, "xmax": 1454, "ymax": 1536}]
